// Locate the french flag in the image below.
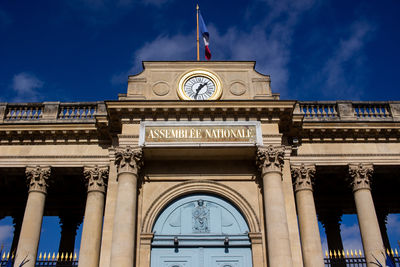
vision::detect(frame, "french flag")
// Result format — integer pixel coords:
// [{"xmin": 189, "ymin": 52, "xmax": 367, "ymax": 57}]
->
[{"xmin": 199, "ymin": 11, "xmax": 211, "ymax": 60}]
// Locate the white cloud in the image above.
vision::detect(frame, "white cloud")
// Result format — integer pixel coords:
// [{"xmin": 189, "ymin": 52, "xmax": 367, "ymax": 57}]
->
[
  {"xmin": 12, "ymin": 72, "xmax": 44, "ymax": 102},
  {"xmin": 320, "ymin": 20, "xmax": 376, "ymax": 99},
  {"xmin": 0, "ymin": 225, "xmax": 13, "ymax": 245},
  {"xmin": 112, "ymin": 0, "xmax": 317, "ymax": 94},
  {"xmin": 341, "ymin": 222, "xmax": 363, "ymax": 251}
]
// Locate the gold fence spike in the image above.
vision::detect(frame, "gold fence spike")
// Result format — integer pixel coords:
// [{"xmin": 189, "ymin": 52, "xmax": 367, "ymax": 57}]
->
[
  {"xmin": 334, "ymin": 250, "xmax": 338, "ymax": 258},
  {"xmin": 69, "ymin": 252, "xmax": 73, "ymax": 261},
  {"xmin": 387, "ymin": 248, "xmax": 390, "ymax": 255},
  {"xmin": 346, "ymin": 250, "xmax": 349, "ymax": 257},
  {"xmin": 325, "ymin": 250, "xmax": 328, "ymax": 257},
  {"xmin": 6, "ymin": 252, "xmax": 9, "ymax": 260},
  {"xmin": 44, "ymin": 252, "xmax": 47, "ymax": 260},
  {"xmin": 12, "ymin": 252, "xmax": 14, "ymax": 259},
  {"xmin": 56, "ymin": 252, "xmax": 59, "ymax": 260},
  {"xmin": 52, "ymin": 252, "xmax": 55, "ymax": 261},
  {"xmin": 359, "ymin": 250, "xmax": 362, "ymax": 257},
  {"xmin": 342, "ymin": 250, "xmax": 345, "ymax": 258},
  {"xmin": 38, "ymin": 252, "xmax": 42, "ymax": 260},
  {"xmin": 338, "ymin": 250, "xmax": 341, "ymax": 258},
  {"xmin": 2, "ymin": 251, "xmax": 5, "ymax": 260},
  {"xmin": 391, "ymin": 248, "xmax": 394, "ymax": 256},
  {"xmin": 74, "ymin": 252, "xmax": 77, "ymax": 260},
  {"xmin": 355, "ymin": 250, "xmax": 358, "ymax": 257},
  {"xmin": 350, "ymin": 249, "xmax": 354, "ymax": 257},
  {"xmin": 395, "ymin": 248, "xmax": 399, "ymax": 256},
  {"xmin": 61, "ymin": 252, "xmax": 64, "ymax": 261}
]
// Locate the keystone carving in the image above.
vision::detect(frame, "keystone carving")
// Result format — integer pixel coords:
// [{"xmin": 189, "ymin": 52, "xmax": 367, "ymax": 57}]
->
[
  {"xmin": 115, "ymin": 146, "xmax": 143, "ymax": 175},
  {"xmin": 348, "ymin": 163, "xmax": 373, "ymax": 192},
  {"xmin": 291, "ymin": 164, "xmax": 316, "ymax": 192},
  {"xmin": 256, "ymin": 145, "xmax": 285, "ymax": 173},
  {"xmin": 26, "ymin": 166, "xmax": 51, "ymax": 193},
  {"xmin": 83, "ymin": 166, "xmax": 109, "ymax": 193}
]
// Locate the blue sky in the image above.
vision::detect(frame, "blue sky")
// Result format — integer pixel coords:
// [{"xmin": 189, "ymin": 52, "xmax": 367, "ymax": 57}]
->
[
  {"xmin": 0, "ymin": 0, "xmax": 399, "ymax": 102},
  {"xmin": 0, "ymin": 0, "xmax": 400, "ymax": 258}
]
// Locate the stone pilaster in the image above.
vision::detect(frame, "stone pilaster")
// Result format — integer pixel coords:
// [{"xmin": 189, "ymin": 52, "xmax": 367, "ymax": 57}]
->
[
  {"xmin": 78, "ymin": 166, "xmax": 108, "ymax": 267},
  {"xmin": 291, "ymin": 164, "xmax": 324, "ymax": 267},
  {"xmin": 257, "ymin": 145, "xmax": 293, "ymax": 267},
  {"xmin": 348, "ymin": 163, "xmax": 384, "ymax": 267},
  {"xmin": 14, "ymin": 166, "xmax": 50, "ymax": 267},
  {"xmin": 110, "ymin": 147, "xmax": 143, "ymax": 267}
]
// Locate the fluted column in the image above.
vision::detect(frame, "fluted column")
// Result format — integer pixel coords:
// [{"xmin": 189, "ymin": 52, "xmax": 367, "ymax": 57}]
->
[
  {"xmin": 257, "ymin": 145, "xmax": 293, "ymax": 267},
  {"xmin": 78, "ymin": 166, "xmax": 108, "ymax": 267},
  {"xmin": 14, "ymin": 166, "xmax": 50, "ymax": 267},
  {"xmin": 348, "ymin": 163, "xmax": 384, "ymax": 267},
  {"xmin": 291, "ymin": 164, "xmax": 324, "ymax": 267},
  {"xmin": 110, "ymin": 147, "xmax": 143, "ymax": 267}
]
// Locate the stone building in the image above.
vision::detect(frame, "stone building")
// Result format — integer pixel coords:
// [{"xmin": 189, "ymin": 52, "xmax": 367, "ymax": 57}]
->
[{"xmin": 1, "ymin": 61, "xmax": 399, "ymax": 267}]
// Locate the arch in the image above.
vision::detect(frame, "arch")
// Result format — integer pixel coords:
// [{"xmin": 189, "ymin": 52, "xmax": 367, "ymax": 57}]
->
[{"xmin": 141, "ymin": 180, "xmax": 261, "ymax": 234}]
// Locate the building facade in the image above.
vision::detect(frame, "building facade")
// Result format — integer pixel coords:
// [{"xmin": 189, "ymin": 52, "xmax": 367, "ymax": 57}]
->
[{"xmin": 1, "ymin": 61, "xmax": 399, "ymax": 267}]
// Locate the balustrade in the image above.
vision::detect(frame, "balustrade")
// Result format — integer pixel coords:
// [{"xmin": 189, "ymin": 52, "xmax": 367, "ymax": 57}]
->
[
  {"xmin": 4, "ymin": 104, "xmax": 43, "ymax": 121},
  {"xmin": 353, "ymin": 103, "xmax": 392, "ymax": 119},
  {"xmin": 58, "ymin": 103, "xmax": 97, "ymax": 120},
  {"xmin": 300, "ymin": 102, "xmax": 338, "ymax": 119}
]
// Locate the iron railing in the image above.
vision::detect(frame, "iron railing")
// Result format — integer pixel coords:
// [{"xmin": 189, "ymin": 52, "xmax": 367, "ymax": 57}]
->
[{"xmin": 324, "ymin": 249, "xmax": 400, "ymax": 266}]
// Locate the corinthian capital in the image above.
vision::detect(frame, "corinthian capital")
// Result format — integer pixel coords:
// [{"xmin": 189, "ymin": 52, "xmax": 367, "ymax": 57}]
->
[
  {"xmin": 291, "ymin": 164, "xmax": 316, "ymax": 192},
  {"xmin": 256, "ymin": 145, "xmax": 285, "ymax": 173},
  {"xmin": 26, "ymin": 166, "xmax": 51, "ymax": 193},
  {"xmin": 115, "ymin": 146, "xmax": 143, "ymax": 174},
  {"xmin": 83, "ymin": 166, "xmax": 109, "ymax": 193},
  {"xmin": 348, "ymin": 163, "xmax": 374, "ymax": 192}
]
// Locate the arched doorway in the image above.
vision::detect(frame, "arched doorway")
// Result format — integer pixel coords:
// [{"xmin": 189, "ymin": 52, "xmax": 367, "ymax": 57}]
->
[{"xmin": 151, "ymin": 194, "xmax": 253, "ymax": 267}]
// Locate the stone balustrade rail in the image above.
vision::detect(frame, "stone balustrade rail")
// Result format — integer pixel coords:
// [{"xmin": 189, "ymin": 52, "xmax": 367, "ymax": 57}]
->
[
  {"xmin": 296, "ymin": 101, "xmax": 400, "ymax": 122},
  {"xmin": 0, "ymin": 102, "xmax": 106, "ymax": 123}
]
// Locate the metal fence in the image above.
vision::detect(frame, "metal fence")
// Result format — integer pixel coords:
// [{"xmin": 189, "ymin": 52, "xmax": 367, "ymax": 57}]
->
[
  {"xmin": 324, "ymin": 249, "xmax": 400, "ymax": 266},
  {"xmin": 0, "ymin": 252, "xmax": 78, "ymax": 267}
]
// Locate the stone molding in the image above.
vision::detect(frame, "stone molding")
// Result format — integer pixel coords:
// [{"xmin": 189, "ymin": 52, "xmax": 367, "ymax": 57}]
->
[
  {"xmin": 26, "ymin": 166, "xmax": 51, "ymax": 194},
  {"xmin": 291, "ymin": 164, "xmax": 316, "ymax": 192},
  {"xmin": 141, "ymin": 180, "xmax": 261, "ymax": 233},
  {"xmin": 83, "ymin": 166, "xmax": 109, "ymax": 193},
  {"xmin": 348, "ymin": 163, "xmax": 374, "ymax": 192},
  {"xmin": 114, "ymin": 146, "xmax": 143, "ymax": 175},
  {"xmin": 256, "ymin": 145, "xmax": 285, "ymax": 174}
]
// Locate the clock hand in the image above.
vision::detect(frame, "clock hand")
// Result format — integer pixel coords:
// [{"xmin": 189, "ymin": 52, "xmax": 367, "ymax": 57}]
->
[{"xmin": 194, "ymin": 82, "xmax": 208, "ymax": 99}]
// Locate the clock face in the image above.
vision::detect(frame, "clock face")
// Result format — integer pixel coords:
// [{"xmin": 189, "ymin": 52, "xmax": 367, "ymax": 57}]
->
[
  {"xmin": 184, "ymin": 76, "xmax": 216, "ymax": 100},
  {"xmin": 177, "ymin": 70, "xmax": 222, "ymax": 100}
]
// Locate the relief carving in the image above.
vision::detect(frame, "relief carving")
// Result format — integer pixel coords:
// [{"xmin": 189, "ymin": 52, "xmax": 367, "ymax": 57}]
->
[
  {"xmin": 192, "ymin": 200, "xmax": 210, "ymax": 233},
  {"xmin": 348, "ymin": 163, "xmax": 373, "ymax": 192},
  {"xmin": 83, "ymin": 166, "xmax": 109, "ymax": 193},
  {"xmin": 114, "ymin": 146, "xmax": 143, "ymax": 175},
  {"xmin": 291, "ymin": 164, "xmax": 316, "ymax": 192},
  {"xmin": 26, "ymin": 166, "xmax": 51, "ymax": 193}
]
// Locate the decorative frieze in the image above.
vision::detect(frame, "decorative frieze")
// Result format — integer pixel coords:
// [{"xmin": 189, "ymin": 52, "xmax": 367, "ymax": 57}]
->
[
  {"xmin": 83, "ymin": 166, "xmax": 109, "ymax": 193},
  {"xmin": 114, "ymin": 146, "xmax": 143, "ymax": 175},
  {"xmin": 348, "ymin": 163, "xmax": 374, "ymax": 192},
  {"xmin": 291, "ymin": 164, "xmax": 316, "ymax": 192},
  {"xmin": 25, "ymin": 166, "xmax": 51, "ymax": 193},
  {"xmin": 256, "ymin": 145, "xmax": 285, "ymax": 173}
]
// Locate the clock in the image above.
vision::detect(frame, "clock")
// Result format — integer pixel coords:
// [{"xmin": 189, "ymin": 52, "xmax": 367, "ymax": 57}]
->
[{"xmin": 177, "ymin": 70, "xmax": 222, "ymax": 100}]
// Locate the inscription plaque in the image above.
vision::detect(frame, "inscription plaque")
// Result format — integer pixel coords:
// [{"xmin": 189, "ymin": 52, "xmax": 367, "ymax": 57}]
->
[{"xmin": 139, "ymin": 122, "xmax": 262, "ymax": 147}]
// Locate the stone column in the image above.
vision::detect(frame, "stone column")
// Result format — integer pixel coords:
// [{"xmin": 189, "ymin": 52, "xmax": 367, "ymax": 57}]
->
[
  {"xmin": 257, "ymin": 146, "xmax": 293, "ymax": 267},
  {"xmin": 14, "ymin": 166, "xmax": 50, "ymax": 267},
  {"xmin": 376, "ymin": 210, "xmax": 391, "ymax": 251},
  {"xmin": 110, "ymin": 147, "xmax": 143, "ymax": 267},
  {"xmin": 11, "ymin": 213, "xmax": 23, "ymax": 254},
  {"xmin": 291, "ymin": 164, "xmax": 324, "ymax": 267},
  {"xmin": 78, "ymin": 166, "xmax": 109, "ymax": 267},
  {"xmin": 58, "ymin": 215, "xmax": 81, "ymax": 254},
  {"xmin": 318, "ymin": 210, "xmax": 344, "ymax": 253},
  {"xmin": 348, "ymin": 163, "xmax": 385, "ymax": 267}
]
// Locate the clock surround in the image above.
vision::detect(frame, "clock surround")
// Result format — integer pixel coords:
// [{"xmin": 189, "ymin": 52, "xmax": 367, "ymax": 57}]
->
[{"xmin": 177, "ymin": 69, "xmax": 222, "ymax": 100}]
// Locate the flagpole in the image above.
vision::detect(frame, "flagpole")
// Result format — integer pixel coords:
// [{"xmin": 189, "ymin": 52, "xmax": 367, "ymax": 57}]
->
[{"xmin": 196, "ymin": 4, "xmax": 200, "ymax": 61}]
